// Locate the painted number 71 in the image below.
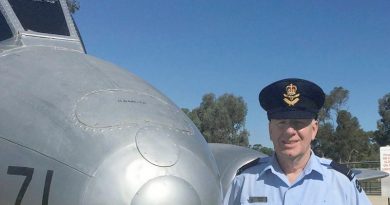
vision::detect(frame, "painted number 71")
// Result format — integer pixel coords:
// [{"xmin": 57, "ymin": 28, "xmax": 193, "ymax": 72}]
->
[{"xmin": 7, "ymin": 166, "xmax": 54, "ymax": 205}]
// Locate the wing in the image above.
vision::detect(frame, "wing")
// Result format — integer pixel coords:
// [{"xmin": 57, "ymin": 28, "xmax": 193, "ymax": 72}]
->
[
  {"xmin": 208, "ymin": 143, "xmax": 268, "ymax": 197},
  {"xmin": 353, "ymin": 168, "xmax": 389, "ymax": 181}
]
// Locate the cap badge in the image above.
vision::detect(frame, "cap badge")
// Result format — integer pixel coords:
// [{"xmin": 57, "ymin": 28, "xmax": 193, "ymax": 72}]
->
[{"xmin": 283, "ymin": 83, "xmax": 300, "ymax": 106}]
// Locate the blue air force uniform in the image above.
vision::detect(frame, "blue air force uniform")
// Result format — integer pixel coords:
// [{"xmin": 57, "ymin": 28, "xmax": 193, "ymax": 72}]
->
[{"xmin": 223, "ymin": 153, "xmax": 371, "ymax": 205}]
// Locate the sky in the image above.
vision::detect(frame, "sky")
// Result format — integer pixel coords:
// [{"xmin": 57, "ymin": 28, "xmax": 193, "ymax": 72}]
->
[{"xmin": 73, "ymin": 0, "xmax": 390, "ymax": 148}]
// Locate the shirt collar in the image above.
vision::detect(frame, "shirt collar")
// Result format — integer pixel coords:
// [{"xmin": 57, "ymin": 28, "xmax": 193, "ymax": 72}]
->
[
  {"xmin": 259, "ymin": 151, "xmax": 325, "ymax": 178},
  {"xmin": 258, "ymin": 153, "xmax": 285, "ymax": 178},
  {"xmin": 303, "ymin": 151, "xmax": 325, "ymax": 176}
]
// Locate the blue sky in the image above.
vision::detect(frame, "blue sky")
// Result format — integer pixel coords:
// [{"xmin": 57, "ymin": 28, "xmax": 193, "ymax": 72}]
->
[{"xmin": 73, "ymin": 0, "xmax": 390, "ymax": 148}]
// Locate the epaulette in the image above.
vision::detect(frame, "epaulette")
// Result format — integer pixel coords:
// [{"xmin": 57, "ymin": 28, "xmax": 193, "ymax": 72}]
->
[
  {"xmin": 330, "ymin": 161, "xmax": 355, "ymax": 181},
  {"xmin": 330, "ymin": 161, "xmax": 363, "ymax": 193},
  {"xmin": 236, "ymin": 158, "xmax": 260, "ymax": 175}
]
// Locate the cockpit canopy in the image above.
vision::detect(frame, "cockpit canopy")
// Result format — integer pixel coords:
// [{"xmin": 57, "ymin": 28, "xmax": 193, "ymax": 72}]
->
[
  {"xmin": 9, "ymin": 0, "xmax": 70, "ymax": 36},
  {"xmin": 0, "ymin": 9, "xmax": 12, "ymax": 41},
  {"xmin": 0, "ymin": 0, "xmax": 85, "ymax": 52}
]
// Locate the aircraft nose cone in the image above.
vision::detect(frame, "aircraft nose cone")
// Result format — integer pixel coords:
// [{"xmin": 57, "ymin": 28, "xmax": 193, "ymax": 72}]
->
[{"xmin": 131, "ymin": 175, "xmax": 201, "ymax": 205}]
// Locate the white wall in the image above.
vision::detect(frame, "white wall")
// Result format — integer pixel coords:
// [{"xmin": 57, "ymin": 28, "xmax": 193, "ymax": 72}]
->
[{"xmin": 380, "ymin": 146, "xmax": 390, "ymax": 197}]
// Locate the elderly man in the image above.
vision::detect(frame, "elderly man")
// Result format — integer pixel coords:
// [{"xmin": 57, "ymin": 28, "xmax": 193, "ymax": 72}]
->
[{"xmin": 224, "ymin": 78, "xmax": 371, "ymax": 205}]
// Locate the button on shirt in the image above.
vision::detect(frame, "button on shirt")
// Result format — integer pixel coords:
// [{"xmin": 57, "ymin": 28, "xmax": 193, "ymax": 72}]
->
[{"xmin": 223, "ymin": 153, "xmax": 371, "ymax": 205}]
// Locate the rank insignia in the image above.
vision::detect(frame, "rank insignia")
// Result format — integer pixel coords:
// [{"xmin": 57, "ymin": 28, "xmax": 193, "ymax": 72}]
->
[
  {"xmin": 283, "ymin": 83, "xmax": 300, "ymax": 106},
  {"xmin": 355, "ymin": 180, "xmax": 363, "ymax": 193}
]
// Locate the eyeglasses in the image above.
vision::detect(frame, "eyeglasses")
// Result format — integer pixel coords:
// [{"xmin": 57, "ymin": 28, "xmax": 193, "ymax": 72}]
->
[{"xmin": 271, "ymin": 119, "xmax": 313, "ymax": 130}]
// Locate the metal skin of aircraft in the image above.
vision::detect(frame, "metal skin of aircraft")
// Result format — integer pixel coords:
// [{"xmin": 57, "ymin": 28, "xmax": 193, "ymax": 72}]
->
[
  {"xmin": 0, "ymin": 0, "xmax": 265, "ymax": 204},
  {"xmin": 0, "ymin": 1, "xmax": 388, "ymax": 205}
]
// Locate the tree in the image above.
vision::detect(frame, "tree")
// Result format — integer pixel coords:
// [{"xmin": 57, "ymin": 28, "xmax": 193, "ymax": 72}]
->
[
  {"xmin": 318, "ymin": 87, "xmax": 349, "ymax": 124},
  {"xmin": 374, "ymin": 93, "xmax": 390, "ymax": 146},
  {"xmin": 316, "ymin": 87, "xmax": 350, "ymax": 158},
  {"xmin": 313, "ymin": 122, "xmax": 335, "ymax": 157},
  {"xmin": 334, "ymin": 110, "xmax": 368, "ymax": 162},
  {"xmin": 315, "ymin": 87, "xmax": 376, "ymax": 162},
  {"xmin": 250, "ymin": 144, "xmax": 274, "ymax": 156},
  {"xmin": 184, "ymin": 93, "xmax": 249, "ymax": 146},
  {"xmin": 66, "ymin": 0, "xmax": 80, "ymax": 13},
  {"xmin": 363, "ymin": 131, "xmax": 380, "ymax": 162}
]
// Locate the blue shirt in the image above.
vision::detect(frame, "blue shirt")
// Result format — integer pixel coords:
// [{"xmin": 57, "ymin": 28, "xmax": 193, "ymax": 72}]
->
[{"xmin": 223, "ymin": 153, "xmax": 371, "ymax": 205}]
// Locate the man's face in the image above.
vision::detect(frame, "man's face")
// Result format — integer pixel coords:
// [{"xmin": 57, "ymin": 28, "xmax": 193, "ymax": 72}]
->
[{"xmin": 269, "ymin": 119, "xmax": 318, "ymax": 160}]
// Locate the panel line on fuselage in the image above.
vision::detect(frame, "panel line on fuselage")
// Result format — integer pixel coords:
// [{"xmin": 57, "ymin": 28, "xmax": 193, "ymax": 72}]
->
[{"xmin": 0, "ymin": 135, "xmax": 91, "ymax": 176}]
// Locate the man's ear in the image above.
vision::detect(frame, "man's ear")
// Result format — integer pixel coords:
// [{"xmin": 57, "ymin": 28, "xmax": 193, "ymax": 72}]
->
[
  {"xmin": 268, "ymin": 121, "xmax": 272, "ymax": 140},
  {"xmin": 311, "ymin": 120, "xmax": 319, "ymax": 140}
]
